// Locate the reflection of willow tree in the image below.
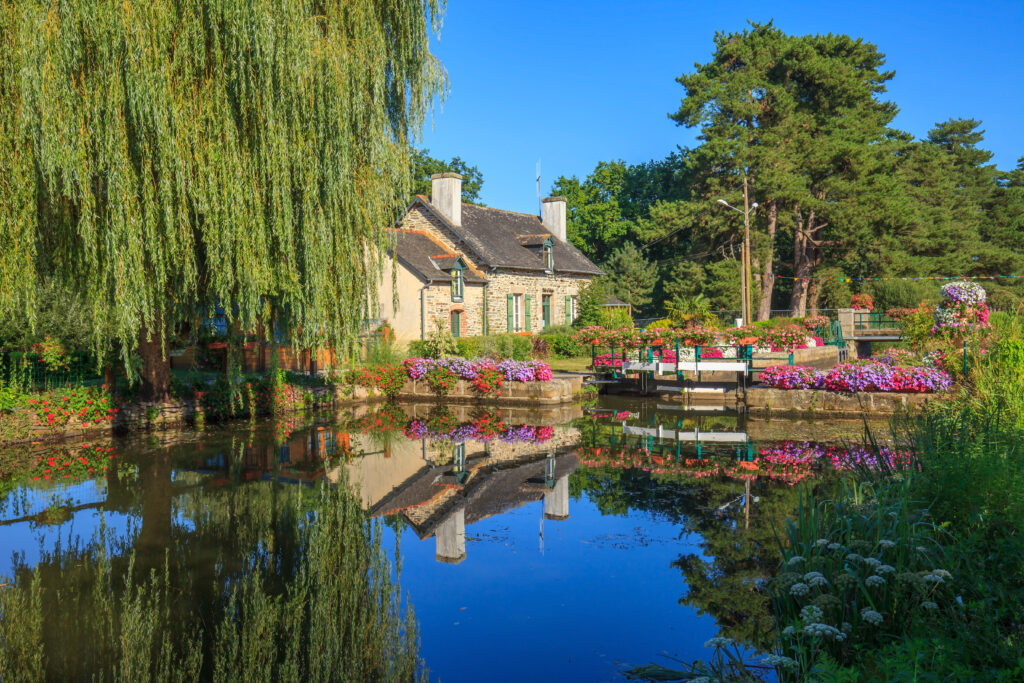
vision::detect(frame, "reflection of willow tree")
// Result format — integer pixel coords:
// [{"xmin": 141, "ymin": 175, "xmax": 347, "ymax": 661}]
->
[
  {"xmin": 0, "ymin": 456, "xmax": 423, "ymax": 680},
  {"xmin": 570, "ymin": 464, "xmax": 802, "ymax": 650}
]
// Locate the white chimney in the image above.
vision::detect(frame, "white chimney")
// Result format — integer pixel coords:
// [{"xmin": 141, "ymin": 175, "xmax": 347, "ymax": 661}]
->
[
  {"xmin": 430, "ymin": 173, "xmax": 462, "ymax": 227},
  {"xmin": 541, "ymin": 196, "xmax": 567, "ymax": 242}
]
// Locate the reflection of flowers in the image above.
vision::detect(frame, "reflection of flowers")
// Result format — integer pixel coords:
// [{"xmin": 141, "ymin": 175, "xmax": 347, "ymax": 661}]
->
[
  {"xmin": 400, "ymin": 416, "xmax": 554, "ymax": 444},
  {"xmin": 578, "ymin": 439, "xmax": 915, "ymax": 483}
]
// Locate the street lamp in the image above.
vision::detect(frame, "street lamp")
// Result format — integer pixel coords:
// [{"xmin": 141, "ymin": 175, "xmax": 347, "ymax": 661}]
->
[{"xmin": 717, "ymin": 190, "xmax": 758, "ymax": 325}]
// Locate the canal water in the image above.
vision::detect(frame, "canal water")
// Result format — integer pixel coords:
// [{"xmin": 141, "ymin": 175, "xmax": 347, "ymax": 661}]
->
[{"xmin": 0, "ymin": 397, "xmax": 893, "ymax": 681}]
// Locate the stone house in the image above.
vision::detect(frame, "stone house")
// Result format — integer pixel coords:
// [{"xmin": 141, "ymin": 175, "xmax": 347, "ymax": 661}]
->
[{"xmin": 377, "ymin": 173, "xmax": 602, "ymax": 343}]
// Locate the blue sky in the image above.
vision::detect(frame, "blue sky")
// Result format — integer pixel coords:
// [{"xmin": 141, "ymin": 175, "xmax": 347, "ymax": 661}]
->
[{"xmin": 419, "ymin": 0, "xmax": 1024, "ymax": 214}]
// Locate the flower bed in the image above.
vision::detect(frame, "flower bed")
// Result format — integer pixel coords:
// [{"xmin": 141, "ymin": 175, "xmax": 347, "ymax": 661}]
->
[{"xmin": 760, "ymin": 363, "xmax": 952, "ymax": 393}]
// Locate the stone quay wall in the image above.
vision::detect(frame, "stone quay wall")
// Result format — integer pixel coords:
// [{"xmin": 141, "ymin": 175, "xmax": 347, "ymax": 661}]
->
[{"xmin": 746, "ymin": 387, "xmax": 937, "ymax": 417}]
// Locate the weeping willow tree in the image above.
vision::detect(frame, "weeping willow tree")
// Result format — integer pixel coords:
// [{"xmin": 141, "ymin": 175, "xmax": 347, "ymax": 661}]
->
[{"xmin": 0, "ymin": 0, "xmax": 446, "ymax": 398}]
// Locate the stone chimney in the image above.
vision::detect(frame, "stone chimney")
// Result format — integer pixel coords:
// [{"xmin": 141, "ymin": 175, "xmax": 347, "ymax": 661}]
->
[
  {"xmin": 430, "ymin": 173, "xmax": 462, "ymax": 227},
  {"xmin": 541, "ymin": 196, "xmax": 567, "ymax": 242}
]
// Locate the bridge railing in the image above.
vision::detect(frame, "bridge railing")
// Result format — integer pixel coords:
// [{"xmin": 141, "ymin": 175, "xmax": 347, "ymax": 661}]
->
[{"xmin": 853, "ymin": 312, "xmax": 898, "ymax": 331}]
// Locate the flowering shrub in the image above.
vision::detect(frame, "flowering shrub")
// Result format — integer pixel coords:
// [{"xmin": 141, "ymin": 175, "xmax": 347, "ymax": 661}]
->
[
  {"xmin": 425, "ymin": 365, "xmax": 459, "ymax": 396},
  {"xmin": 398, "ymin": 357, "xmax": 553, "ymax": 394},
  {"xmin": 932, "ymin": 280, "xmax": 990, "ymax": 336},
  {"xmin": 760, "ymin": 363, "xmax": 952, "ymax": 393},
  {"xmin": 851, "ymin": 293, "xmax": 874, "ymax": 310},
  {"xmin": 869, "ymin": 348, "xmax": 919, "ymax": 367},
  {"xmin": 765, "ymin": 325, "xmax": 812, "ymax": 352},
  {"xmin": 27, "ymin": 386, "xmax": 117, "ymax": 428},
  {"xmin": 471, "ymin": 365, "xmax": 503, "ymax": 396},
  {"xmin": 759, "ymin": 365, "xmax": 824, "ymax": 390},
  {"xmin": 802, "ymin": 315, "xmax": 831, "ymax": 333}
]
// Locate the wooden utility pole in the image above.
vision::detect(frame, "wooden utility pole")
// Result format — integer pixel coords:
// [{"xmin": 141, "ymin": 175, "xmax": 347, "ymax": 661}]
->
[{"xmin": 742, "ymin": 175, "xmax": 752, "ymax": 324}]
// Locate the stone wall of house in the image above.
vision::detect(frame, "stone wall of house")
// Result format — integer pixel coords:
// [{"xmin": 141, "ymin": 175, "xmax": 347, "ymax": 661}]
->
[
  {"xmin": 485, "ymin": 271, "xmax": 590, "ymax": 333},
  {"xmin": 421, "ymin": 281, "xmax": 487, "ymax": 339}
]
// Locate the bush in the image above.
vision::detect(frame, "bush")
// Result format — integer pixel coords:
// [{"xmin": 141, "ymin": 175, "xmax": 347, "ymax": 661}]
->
[
  {"xmin": 478, "ymin": 334, "xmax": 532, "ymax": 361},
  {"xmin": 531, "ymin": 336, "xmax": 549, "ymax": 359},
  {"xmin": 455, "ymin": 337, "xmax": 479, "ymax": 359},
  {"xmin": 545, "ymin": 334, "xmax": 589, "ymax": 359},
  {"xmin": 868, "ymin": 279, "xmax": 938, "ymax": 312}
]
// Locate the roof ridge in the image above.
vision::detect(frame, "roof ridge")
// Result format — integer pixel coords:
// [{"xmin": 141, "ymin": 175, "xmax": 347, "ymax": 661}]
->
[{"xmin": 464, "ymin": 203, "xmax": 543, "ymax": 220}]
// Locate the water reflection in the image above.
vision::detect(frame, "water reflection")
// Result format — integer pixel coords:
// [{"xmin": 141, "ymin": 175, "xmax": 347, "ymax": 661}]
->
[{"xmin": 0, "ymin": 399, "xmax": 892, "ymax": 680}]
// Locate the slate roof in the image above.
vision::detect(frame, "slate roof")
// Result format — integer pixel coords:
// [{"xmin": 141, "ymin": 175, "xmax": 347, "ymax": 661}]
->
[
  {"xmin": 390, "ymin": 229, "xmax": 485, "ymax": 284},
  {"xmin": 413, "ymin": 198, "xmax": 602, "ymax": 276}
]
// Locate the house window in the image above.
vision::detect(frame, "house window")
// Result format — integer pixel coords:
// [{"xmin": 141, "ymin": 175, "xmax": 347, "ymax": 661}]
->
[
  {"xmin": 543, "ymin": 243, "xmax": 553, "ymax": 272},
  {"xmin": 451, "ymin": 266, "xmax": 464, "ymax": 301},
  {"xmin": 507, "ymin": 293, "xmax": 531, "ymax": 332},
  {"xmin": 451, "ymin": 310, "xmax": 462, "ymax": 337},
  {"xmin": 571, "ymin": 295, "xmax": 578, "ymax": 320},
  {"xmin": 542, "ymin": 294, "xmax": 552, "ymax": 329}
]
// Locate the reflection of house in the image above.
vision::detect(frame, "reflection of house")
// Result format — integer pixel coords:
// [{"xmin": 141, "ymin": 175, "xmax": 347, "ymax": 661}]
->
[
  {"xmin": 369, "ymin": 445, "xmax": 578, "ymax": 564},
  {"xmin": 377, "ymin": 174, "xmax": 602, "ymax": 343}
]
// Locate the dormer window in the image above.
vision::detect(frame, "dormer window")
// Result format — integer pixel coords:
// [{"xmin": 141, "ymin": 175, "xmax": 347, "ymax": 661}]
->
[
  {"xmin": 543, "ymin": 242, "xmax": 554, "ymax": 272},
  {"xmin": 450, "ymin": 262, "xmax": 464, "ymax": 301}
]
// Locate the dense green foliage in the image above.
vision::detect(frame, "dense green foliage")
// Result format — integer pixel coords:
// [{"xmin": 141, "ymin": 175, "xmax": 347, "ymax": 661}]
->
[
  {"xmin": 411, "ymin": 148, "xmax": 485, "ymax": 204},
  {"xmin": 553, "ymin": 23, "xmax": 1024, "ymax": 318},
  {"xmin": 764, "ymin": 318, "xmax": 1024, "ymax": 680},
  {"xmin": 0, "ymin": 0, "xmax": 445, "ymax": 395}
]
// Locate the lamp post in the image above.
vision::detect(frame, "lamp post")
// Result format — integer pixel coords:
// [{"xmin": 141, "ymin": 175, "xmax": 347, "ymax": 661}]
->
[{"xmin": 717, "ymin": 182, "xmax": 758, "ymax": 325}]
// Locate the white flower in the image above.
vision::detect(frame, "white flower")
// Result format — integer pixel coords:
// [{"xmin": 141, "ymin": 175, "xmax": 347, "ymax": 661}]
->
[
  {"xmin": 866, "ymin": 575, "xmax": 886, "ymax": 587},
  {"xmin": 921, "ymin": 601, "xmax": 938, "ymax": 610},
  {"xmin": 932, "ymin": 569, "xmax": 952, "ymax": 580},
  {"xmin": 841, "ymin": 621, "xmax": 853, "ymax": 633},
  {"xmin": 878, "ymin": 540, "xmax": 896, "ymax": 550},
  {"xmin": 800, "ymin": 605, "xmax": 824, "ymax": 622},
  {"xmin": 815, "ymin": 539, "xmax": 830, "ymax": 547},
  {"xmin": 762, "ymin": 654, "xmax": 798, "ymax": 670},
  {"xmin": 788, "ymin": 555, "xmax": 805, "ymax": 566},
  {"xmin": 782, "ymin": 626, "xmax": 796, "ymax": 637},
  {"xmin": 691, "ymin": 678, "xmax": 713, "ymax": 683},
  {"xmin": 846, "ymin": 553, "xmax": 863, "ymax": 563},
  {"xmin": 703, "ymin": 636, "xmax": 732, "ymax": 649},
  {"xmin": 803, "ymin": 571, "xmax": 828, "ymax": 587},
  {"xmin": 876, "ymin": 564, "xmax": 896, "ymax": 575},
  {"xmin": 827, "ymin": 542, "xmax": 842, "ymax": 551},
  {"xmin": 922, "ymin": 573, "xmax": 945, "ymax": 584},
  {"xmin": 916, "ymin": 546, "xmax": 928, "ymax": 553},
  {"xmin": 860, "ymin": 608, "xmax": 883, "ymax": 625},
  {"xmin": 789, "ymin": 582, "xmax": 810, "ymax": 597},
  {"xmin": 803, "ymin": 622, "xmax": 845, "ymax": 641},
  {"xmin": 864, "ymin": 557, "xmax": 881, "ymax": 568}
]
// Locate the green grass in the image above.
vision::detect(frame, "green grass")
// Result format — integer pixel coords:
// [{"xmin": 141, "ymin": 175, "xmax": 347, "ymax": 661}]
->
[{"xmin": 546, "ymin": 356, "xmax": 594, "ymax": 373}]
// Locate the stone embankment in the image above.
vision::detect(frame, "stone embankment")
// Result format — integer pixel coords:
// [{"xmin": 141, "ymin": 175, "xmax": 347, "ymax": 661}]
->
[
  {"xmin": 0, "ymin": 376, "xmax": 587, "ymax": 448},
  {"xmin": 745, "ymin": 387, "xmax": 936, "ymax": 417}
]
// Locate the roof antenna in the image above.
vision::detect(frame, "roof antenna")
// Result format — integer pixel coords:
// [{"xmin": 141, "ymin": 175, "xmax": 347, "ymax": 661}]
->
[{"xmin": 536, "ymin": 159, "xmax": 542, "ymax": 216}]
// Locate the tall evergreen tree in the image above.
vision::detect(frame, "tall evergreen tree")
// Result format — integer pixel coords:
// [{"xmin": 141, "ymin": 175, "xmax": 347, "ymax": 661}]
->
[
  {"xmin": 603, "ymin": 242, "xmax": 658, "ymax": 312},
  {"xmin": 0, "ymin": 0, "xmax": 445, "ymax": 398}
]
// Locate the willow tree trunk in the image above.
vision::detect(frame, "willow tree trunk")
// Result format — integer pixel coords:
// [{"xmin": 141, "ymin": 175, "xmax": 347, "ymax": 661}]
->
[
  {"xmin": 756, "ymin": 202, "xmax": 778, "ymax": 321},
  {"xmin": 138, "ymin": 327, "xmax": 171, "ymax": 402}
]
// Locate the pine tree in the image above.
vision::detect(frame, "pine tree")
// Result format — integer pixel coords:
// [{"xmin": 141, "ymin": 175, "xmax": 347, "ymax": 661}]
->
[{"xmin": 604, "ymin": 242, "xmax": 658, "ymax": 312}]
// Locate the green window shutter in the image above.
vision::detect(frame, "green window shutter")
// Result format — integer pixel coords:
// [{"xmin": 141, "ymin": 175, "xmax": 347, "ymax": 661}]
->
[
  {"xmin": 482, "ymin": 290, "xmax": 488, "ymax": 336},
  {"xmin": 524, "ymin": 295, "xmax": 532, "ymax": 332},
  {"xmin": 565, "ymin": 296, "xmax": 572, "ymax": 325},
  {"xmin": 507, "ymin": 294, "xmax": 513, "ymax": 332}
]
